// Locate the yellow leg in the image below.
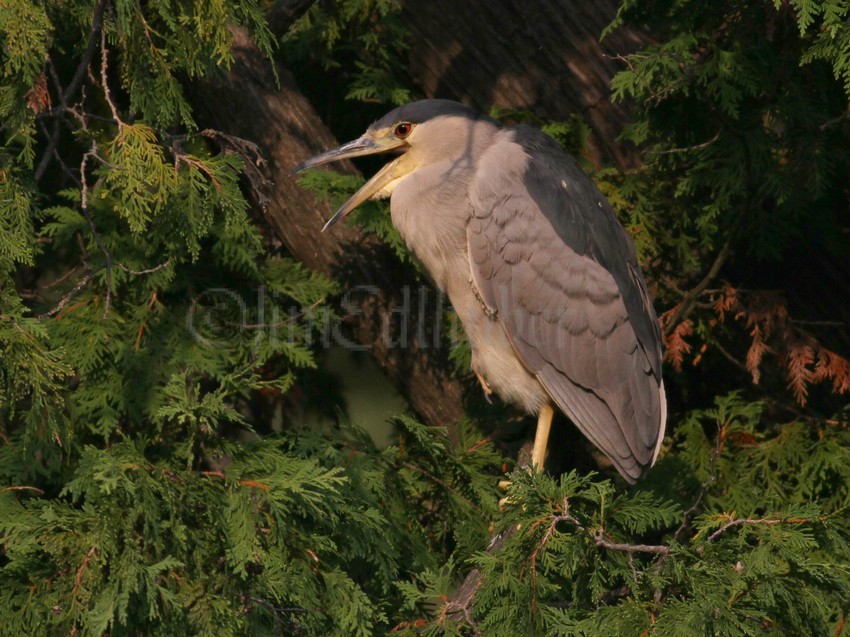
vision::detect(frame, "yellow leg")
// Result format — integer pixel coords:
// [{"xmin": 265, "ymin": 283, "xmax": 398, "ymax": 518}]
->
[
  {"xmin": 531, "ymin": 404, "xmax": 555, "ymax": 472},
  {"xmin": 499, "ymin": 404, "xmax": 555, "ymax": 509}
]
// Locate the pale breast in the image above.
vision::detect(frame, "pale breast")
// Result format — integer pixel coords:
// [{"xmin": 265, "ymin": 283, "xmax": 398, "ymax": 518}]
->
[
  {"xmin": 389, "ymin": 153, "xmax": 548, "ymax": 414},
  {"xmin": 390, "ymin": 158, "xmax": 474, "ymax": 291}
]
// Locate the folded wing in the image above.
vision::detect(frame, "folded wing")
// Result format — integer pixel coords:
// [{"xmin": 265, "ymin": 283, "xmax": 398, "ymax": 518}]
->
[{"xmin": 467, "ymin": 127, "xmax": 665, "ymax": 482}]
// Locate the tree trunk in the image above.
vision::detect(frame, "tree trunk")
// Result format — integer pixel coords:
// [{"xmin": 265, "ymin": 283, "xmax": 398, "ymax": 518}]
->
[
  {"xmin": 188, "ymin": 27, "xmax": 465, "ymax": 429},
  {"xmin": 402, "ymin": 0, "xmax": 649, "ymax": 169},
  {"xmin": 188, "ymin": 1, "xmax": 651, "ymax": 429}
]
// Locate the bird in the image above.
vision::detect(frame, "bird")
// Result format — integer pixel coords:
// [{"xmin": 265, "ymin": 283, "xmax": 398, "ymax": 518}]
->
[{"xmin": 293, "ymin": 99, "xmax": 666, "ymax": 483}]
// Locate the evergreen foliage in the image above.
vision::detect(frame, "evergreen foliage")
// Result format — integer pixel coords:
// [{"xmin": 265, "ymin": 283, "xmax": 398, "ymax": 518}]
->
[
  {"xmin": 397, "ymin": 394, "xmax": 850, "ymax": 636},
  {"xmin": 0, "ymin": 417, "xmax": 500, "ymax": 635},
  {"xmin": 1, "ymin": 0, "xmax": 849, "ymax": 634},
  {"xmin": 284, "ymin": 0, "xmax": 412, "ymax": 107},
  {"xmin": 604, "ymin": 0, "xmax": 850, "ymax": 410}
]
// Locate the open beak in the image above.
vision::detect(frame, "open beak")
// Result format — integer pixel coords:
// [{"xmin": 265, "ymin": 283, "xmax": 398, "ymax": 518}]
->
[{"xmin": 292, "ymin": 135, "xmax": 407, "ymax": 231}]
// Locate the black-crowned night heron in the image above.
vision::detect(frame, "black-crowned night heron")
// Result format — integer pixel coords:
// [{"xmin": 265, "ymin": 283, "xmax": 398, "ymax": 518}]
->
[{"xmin": 294, "ymin": 100, "xmax": 666, "ymax": 482}]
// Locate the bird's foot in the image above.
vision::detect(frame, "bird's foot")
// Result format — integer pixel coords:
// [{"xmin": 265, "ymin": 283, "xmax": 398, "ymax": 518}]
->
[
  {"xmin": 475, "ymin": 371, "xmax": 494, "ymax": 404},
  {"xmin": 497, "ymin": 479, "xmax": 514, "ymax": 510},
  {"xmin": 498, "ymin": 439, "xmax": 536, "ymax": 509}
]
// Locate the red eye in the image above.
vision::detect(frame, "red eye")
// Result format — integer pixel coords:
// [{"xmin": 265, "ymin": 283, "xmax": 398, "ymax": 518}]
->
[{"xmin": 394, "ymin": 122, "xmax": 413, "ymax": 138}]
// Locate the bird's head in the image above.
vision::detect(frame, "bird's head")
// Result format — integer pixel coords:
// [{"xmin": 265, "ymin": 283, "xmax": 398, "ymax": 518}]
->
[{"xmin": 292, "ymin": 99, "xmax": 497, "ymax": 230}]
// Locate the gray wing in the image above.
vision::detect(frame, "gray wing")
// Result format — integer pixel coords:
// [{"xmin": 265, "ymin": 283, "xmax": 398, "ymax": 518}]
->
[{"xmin": 467, "ymin": 127, "xmax": 665, "ymax": 482}]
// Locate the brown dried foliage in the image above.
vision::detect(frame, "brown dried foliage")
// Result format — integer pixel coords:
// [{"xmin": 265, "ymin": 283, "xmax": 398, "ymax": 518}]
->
[
  {"xmin": 713, "ymin": 285, "xmax": 850, "ymax": 406},
  {"xmin": 660, "ymin": 306, "xmax": 693, "ymax": 372},
  {"xmin": 662, "ymin": 283, "xmax": 850, "ymax": 405},
  {"xmin": 26, "ymin": 73, "xmax": 51, "ymax": 114}
]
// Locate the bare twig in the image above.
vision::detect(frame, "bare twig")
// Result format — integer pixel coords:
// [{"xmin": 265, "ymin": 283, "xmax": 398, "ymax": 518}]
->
[
  {"xmin": 37, "ymin": 119, "xmax": 81, "ymax": 186},
  {"xmin": 0, "ymin": 485, "xmax": 45, "ymax": 495},
  {"xmin": 663, "ymin": 238, "xmax": 733, "ymax": 338},
  {"xmin": 39, "ymin": 261, "xmax": 168, "ymax": 320},
  {"xmin": 594, "ymin": 533, "xmax": 670, "ymax": 555},
  {"xmin": 530, "ymin": 497, "xmax": 580, "ymax": 562},
  {"xmin": 820, "ymin": 108, "xmax": 849, "ymax": 131},
  {"xmin": 174, "ymin": 154, "xmax": 221, "ymax": 190},
  {"xmin": 99, "ymin": 24, "xmax": 123, "ymax": 127},
  {"xmin": 533, "ymin": 496, "xmax": 673, "ymax": 560},
  {"xmin": 38, "ymin": 267, "xmax": 103, "ymax": 319},
  {"xmin": 790, "ymin": 319, "xmax": 846, "ymax": 328},
  {"xmin": 72, "ymin": 546, "xmax": 99, "ymax": 594},
  {"xmin": 65, "ymin": 0, "xmax": 108, "ymax": 105},
  {"xmin": 116, "ymin": 259, "xmax": 172, "ymax": 276},
  {"xmin": 650, "ymin": 433, "xmax": 722, "ymax": 604},
  {"xmin": 200, "ymin": 129, "xmax": 272, "ymax": 210},
  {"xmin": 523, "ymin": 496, "xmax": 670, "ymax": 614},
  {"xmin": 133, "ymin": 0, "xmax": 161, "ymax": 51},
  {"xmin": 705, "ymin": 515, "xmax": 816, "ymax": 544},
  {"xmin": 711, "ymin": 339, "xmax": 750, "ymax": 374},
  {"xmin": 647, "ymin": 133, "xmax": 720, "ymax": 156},
  {"xmin": 670, "ymin": 421, "xmax": 723, "ymax": 546},
  {"xmin": 34, "ymin": 0, "xmax": 107, "ymax": 182},
  {"xmin": 672, "ymin": 487, "xmax": 710, "ymax": 545},
  {"xmin": 35, "ymin": 118, "xmax": 63, "ymax": 183},
  {"xmin": 39, "ymin": 105, "xmax": 115, "ymax": 127},
  {"xmin": 135, "ymin": 290, "xmax": 159, "ymax": 349},
  {"xmin": 79, "ymin": 146, "xmax": 114, "ymax": 318},
  {"xmin": 246, "ymin": 595, "xmax": 308, "ymax": 636}
]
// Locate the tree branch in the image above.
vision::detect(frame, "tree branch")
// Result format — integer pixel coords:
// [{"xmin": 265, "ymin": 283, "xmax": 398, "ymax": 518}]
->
[
  {"xmin": 64, "ymin": 0, "xmax": 108, "ymax": 105},
  {"xmin": 72, "ymin": 546, "xmax": 99, "ymax": 595},
  {"xmin": 705, "ymin": 515, "xmax": 816, "ymax": 544},
  {"xmin": 38, "ymin": 267, "xmax": 103, "ymax": 319},
  {"xmin": 595, "ymin": 532, "xmax": 670, "ymax": 555},
  {"xmin": 99, "ymin": 22, "xmax": 123, "ymax": 127},
  {"xmin": 78, "ymin": 147, "xmax": 114, "ymax": 318},
  {"xmin": 35, "ymin": 0, "xmax": 107, "ymax": 182},
  {"xmin": 116, "ymin": 259, "xmax": 171, "ymax": 276},
  {"xmin": 663, "ymin": 238, "xmax": 733, "ymax": 337},
  {"xmin": 647, "ymin": 133, "xmax": 720, "ymax": 156},
  {"xmin": 0, "ymin": 485, "xmax": 45, "ymax": 495}
]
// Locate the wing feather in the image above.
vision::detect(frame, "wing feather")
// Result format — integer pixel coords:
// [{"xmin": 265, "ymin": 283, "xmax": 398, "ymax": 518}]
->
[{"xmin": 467, "ymin": 128, "xmax": 665, "ymax": 482}]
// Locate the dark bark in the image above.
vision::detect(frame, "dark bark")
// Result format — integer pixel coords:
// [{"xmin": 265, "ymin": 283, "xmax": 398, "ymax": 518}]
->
[
  {"xmin": 444, "ymin": 524, "xmax": 519, "ymax": 625},
  {"xmin": 188, "ymin": 27, "xmax": 465, "ymax": 428},
  {"xmin": 402, "ymin": 0, "xmax": 650, "ymax": 169}
]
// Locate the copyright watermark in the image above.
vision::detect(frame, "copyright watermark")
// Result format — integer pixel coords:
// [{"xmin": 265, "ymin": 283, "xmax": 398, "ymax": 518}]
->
[{"xmin": 185, "ymin": 283, "xmax": 572, "ymax": 353}]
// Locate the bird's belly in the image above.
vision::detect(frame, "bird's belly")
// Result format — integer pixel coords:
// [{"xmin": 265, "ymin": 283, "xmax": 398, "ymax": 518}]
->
[
  {"xmin": 390, "ymin": 167, "xmax": 548, "ymax": 413},
  {"xmin": 448, "ymin": 278, "xmax": 549, "ymax": 415}
]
